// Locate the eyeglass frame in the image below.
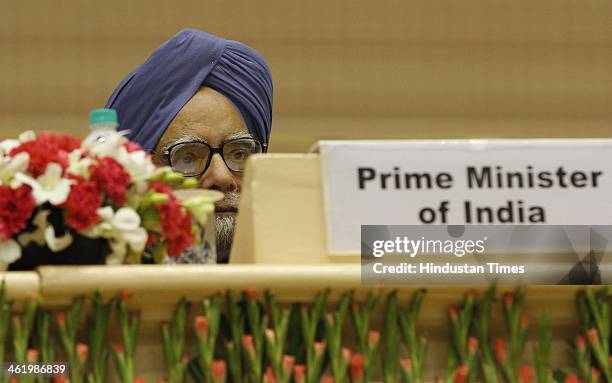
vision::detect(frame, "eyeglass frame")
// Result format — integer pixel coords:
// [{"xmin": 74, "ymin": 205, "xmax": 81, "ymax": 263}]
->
[{"xmin": 159, "ymin": 137, "xmax": 268, "ymax": 177}]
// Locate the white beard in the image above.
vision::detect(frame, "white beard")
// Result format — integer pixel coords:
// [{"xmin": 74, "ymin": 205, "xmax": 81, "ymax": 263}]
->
[{"xmin": 215, "ymin": 214, "xmax": 236, "ymax": 263}]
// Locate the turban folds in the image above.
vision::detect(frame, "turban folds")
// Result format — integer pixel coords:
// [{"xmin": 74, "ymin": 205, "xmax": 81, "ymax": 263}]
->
[{"xmin": 106, "ymin": 29, "xmax": 273, "ymax": 151}]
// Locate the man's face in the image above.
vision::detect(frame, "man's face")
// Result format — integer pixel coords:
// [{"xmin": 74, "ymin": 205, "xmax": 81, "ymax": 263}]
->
[{"xmin": 154, "ymin": 86, "xmax": 249, "ymax": 262}]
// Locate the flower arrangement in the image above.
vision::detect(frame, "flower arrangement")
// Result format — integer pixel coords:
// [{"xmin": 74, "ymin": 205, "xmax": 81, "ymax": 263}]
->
[
  {"xmin": 2, "ymin": 283, "xmax": 611, "ymax": 383},
  {"xmin": 0, "ymin": 131, "xmax": 216, "ymax": 268}
]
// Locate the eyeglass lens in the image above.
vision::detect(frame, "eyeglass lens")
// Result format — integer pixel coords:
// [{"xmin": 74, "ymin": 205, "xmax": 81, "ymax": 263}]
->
[{"xmin": 169, "ymin": 138, "xmax": 262, "ymax": 176}]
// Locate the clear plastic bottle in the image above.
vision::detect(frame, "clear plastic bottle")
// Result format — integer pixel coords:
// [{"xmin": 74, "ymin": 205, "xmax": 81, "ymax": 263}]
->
[{"xmin": 84, "ymin": 108, "xmax": 119, "ymax": 144}]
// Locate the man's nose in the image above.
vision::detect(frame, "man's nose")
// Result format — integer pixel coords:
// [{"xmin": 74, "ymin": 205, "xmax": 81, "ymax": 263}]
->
[{"xmin": 198, "ymin": 154, "xmax": 239, "ymax": 192}]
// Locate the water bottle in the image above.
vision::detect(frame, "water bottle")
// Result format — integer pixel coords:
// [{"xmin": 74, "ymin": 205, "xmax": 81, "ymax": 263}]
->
[{"xmin": 84, "ymin": 108, "xmax": 119, "ymax": 144}]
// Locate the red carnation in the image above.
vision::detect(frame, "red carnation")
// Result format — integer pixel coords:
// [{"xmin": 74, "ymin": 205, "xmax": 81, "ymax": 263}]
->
[
  {"xmin": 64, "ymin": 179, "xmax": 101, "ymax": 230},
  {"xmin": 10, "ymin": 132, "xmax": 80, "ymax": 177},
  {"xmin": 158, "ymin": 199, "xmax": 194, "ymax": 256},
  {"xmin": 0, "ymin": 185, "xmax": 36, "ymax": 240},
  {"xmin": 90, "ymin": 157, "xmax": 131, "ymax": 206},
  {"xmin": 148, "ymin": 182, "xmax": 195, "ymax": 256}
]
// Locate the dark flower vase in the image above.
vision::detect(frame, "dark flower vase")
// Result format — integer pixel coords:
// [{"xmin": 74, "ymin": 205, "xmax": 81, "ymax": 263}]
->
[{"xmin": 8, "ymin": 236, "xmax": 110, "ymax": 271}]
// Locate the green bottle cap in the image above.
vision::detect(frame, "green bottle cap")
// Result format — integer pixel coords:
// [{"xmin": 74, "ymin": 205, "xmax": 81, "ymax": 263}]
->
[{"xmin": 89, "ymin": 108, "xmax": 118, "ymax": 125}]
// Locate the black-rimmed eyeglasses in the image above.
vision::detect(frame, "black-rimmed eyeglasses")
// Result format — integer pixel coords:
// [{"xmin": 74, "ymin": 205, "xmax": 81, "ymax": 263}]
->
[{"xmin": 161, "ymin": 138, "xmax": 266, "ymax": 177}]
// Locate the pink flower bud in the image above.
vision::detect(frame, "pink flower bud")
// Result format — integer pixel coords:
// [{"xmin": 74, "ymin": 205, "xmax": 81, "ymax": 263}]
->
[
  {"xmin": 265, "ymin": 367, "xmax": 277, "ymax": 383},
  {"xmin": 27, "ymin": 349, "xmax": 38, "ymax": 363},
  {"xmin": 55, "ymin": 311, "xmax": 66, "ymax": 326},
  {"xmin": 587, "ymin": 328, "xmax": 599, "ymax": 344},
  {"xmin": 114, "ymin": 343, "xmax": 125, "ymax": 354},
  {"xmin": 454, "ymin": 364, "xmax": 469, "ymax": 383},
  {"xmin": 342, "ymin": 347, "xmax": 351, "ymax": 362},
  {"xmin": 563, "ymin": 374, "xmax": 578, "ymax": 383},
  {"xmin": 120, "ymin": 288, "xmax": 132, "ymax": 302},
  {"xmin": 194, "ymin": 316, "xmax": 208, "ymax": 339},
  {"xmin": 468, "ymin": 336, "xmax": 478, "ymax": 352},
  {"xmin": 265, "ymin": 328, "xmax": 276, "ymax": 342},
  {"xmin": 180, "ymin": 355, "xmax": 189, "ymax": 365},
  {"xmin": 350, "ymin": 354, "xmax": 364, "ymax": 382},
  {"xmin": 368, "ymin": 330, "xmax": 380, "ymax": 347},
  {"xmin": 77, "ymin": 343, "xmax": 89, "ymax": 360},
  {"xmin": 282, "ymin": 355, "xmax": 295, "ymax": 374},
  {"xmin": 242, "ymin": 335, "xmax": 256, "ymax": 355},
  {"xmin": 52, "ymin": 376, "xmax": 67, "ymax": 383},
  {"xmin": 320, "ymin": 375, "xmax": 334, "ymax": 383},
  {"xmin": 519, "ymin": 367, "xmax": 533, "ymax": 383},
  {"xmin": 448, "ymin": 306, "xmax": 458, "ymax": 322},
  {"xmin": 576, "ymin": 335, "xmax": 586, "ymax": 350},
  {"xmin": 591, "ymin": 368, "xmax": 601, "ymax": 381},
  {"xmin": 293, "ymin": 365, "xmax": 306, "ymax": 383},
  {"xmin": 520, "ymin": 314, "xmax": 529, "ymax": 328},
  {"xmin": 400, "ymin": 358, "xmax": 412, "ymax": 370},
  {"xmin": 245, "ymin": 287, "xmax": 257, "ymax": 301},
  {"xmin": 211, "ymin": 360, "xmax": 226, "ymax": 383},
  {"xmin": 314, "ymin": 341, "xmax": 326, "ymax": 355},
  {"xmin": 134, "ymin": 378, "xmax": 145, "ymax": 383},
  {"xmin": 494, "ymin": 339, "xmax": 507, "ymax": 364}
]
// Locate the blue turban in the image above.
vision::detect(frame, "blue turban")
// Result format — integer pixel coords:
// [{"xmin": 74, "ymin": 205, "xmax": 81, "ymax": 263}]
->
[{"xmin": 105, "ymin": 28, "xmax": 273, "ymax": 151}]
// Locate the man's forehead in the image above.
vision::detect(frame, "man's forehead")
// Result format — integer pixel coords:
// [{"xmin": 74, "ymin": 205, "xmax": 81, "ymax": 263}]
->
[{"xmin": 157, "ymin": 87, "xmax": 249, "ymax": 149}]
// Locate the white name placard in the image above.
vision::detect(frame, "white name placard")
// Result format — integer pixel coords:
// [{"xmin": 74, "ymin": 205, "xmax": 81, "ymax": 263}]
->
[{"xmin": 319, "ymin": 139, "xmax": 612, "ymax": 255}]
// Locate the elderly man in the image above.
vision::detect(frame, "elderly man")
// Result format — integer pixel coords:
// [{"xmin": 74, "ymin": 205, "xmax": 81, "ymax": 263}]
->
[{"xmin": 106, "ymin": 29, "xmax": 273, "ymax": 263}]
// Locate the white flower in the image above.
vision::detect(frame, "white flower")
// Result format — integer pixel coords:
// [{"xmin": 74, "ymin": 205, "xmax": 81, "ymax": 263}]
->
[
  {"xmin": 88, "ymin": 207, "xmax": 148, "ymax": 263},
  {"xmin": 111, "ymin": 208, "xmax": 147, "ymax": 253},
  {"xmin": 105, "ymin": 241, "xmax": 127, "ymax": 265},
  {"xmin": 66, "ymin": 149, "xmax": 94, "ymax": 178},
  {"xmin": 44, "ymin": 225, "xmax": 73, "ymax": 252},
  {"xmin": 17, "ymin": 209, "xmax": 73, "ymax": 252},
  {"xmin": 0, "ymin": 239, "xmax": 21, "ymax": 264},
  {"xmin": 16, "ymin": 163, "xmax": 73, "ymax": 205},
  {"xmin": 116, "ymin": 149, "xmax": 156, "ymax": 182},
  {"xmin": 0, "ymin": 139, "xmax": 20, "ymax": 155},
  {"xmin": 0, "ymin": 152, "xmax": 29, "ymax": 183},
  {"xmin": 112, "ymin": 207, "xmax": 141, "ymax": 231},
  {"xmin": 96, "ymin": 206, "xmax": 114, "ymax": 220},
  {"xmin": 122, "ymin": 227, "xmax": 147, "ymax": 253},
  {"xmin": 82, "ymin": 131, "xmax": 156, "ymax": 181},
  {"xmin": 17, "ymin": 210, "xmax": 49, "ymax": 247},
  {"xmin": 0, "ymin": 131, "xmax": 36, "ymax": 155},
  {"xmin": 19, "ymin": 131, "xmax": 36, "ymax": 142}
]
